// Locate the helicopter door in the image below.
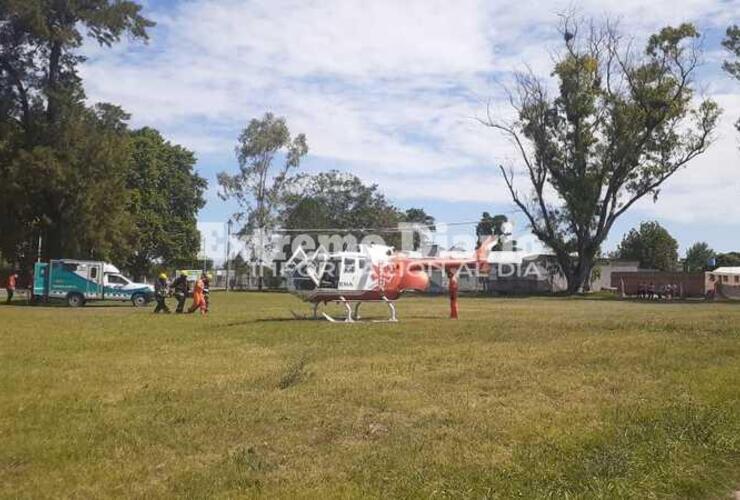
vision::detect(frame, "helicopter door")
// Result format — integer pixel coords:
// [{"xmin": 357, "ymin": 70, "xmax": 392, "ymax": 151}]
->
[{"xmin": 338, "ymin": 257, "xmax": 360, "ymax": 290}]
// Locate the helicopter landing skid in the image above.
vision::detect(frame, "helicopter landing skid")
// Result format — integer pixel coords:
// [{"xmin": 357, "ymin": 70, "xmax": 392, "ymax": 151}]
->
[{"xmin": 318, "ymin": 296, "xmax": 398, "ymax": 323}]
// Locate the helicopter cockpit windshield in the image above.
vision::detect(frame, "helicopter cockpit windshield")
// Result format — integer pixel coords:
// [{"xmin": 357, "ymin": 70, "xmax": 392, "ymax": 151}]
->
[{"xmin": 319, "ymin": 257, "xmax": 342, "ymax": 289}]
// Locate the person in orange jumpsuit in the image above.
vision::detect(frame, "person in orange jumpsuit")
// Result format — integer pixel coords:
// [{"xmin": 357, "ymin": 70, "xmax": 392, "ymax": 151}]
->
[
  {"xmin": 5, "ymin": 272, "xmax": 18, "ymax": 304},
  {"xmin": 447, "ymin": 268, "xmax": 458, "ymax": 319},
  {"xmin": 188, "ymin": 276, "xmax": 207, "ymax": 315}
]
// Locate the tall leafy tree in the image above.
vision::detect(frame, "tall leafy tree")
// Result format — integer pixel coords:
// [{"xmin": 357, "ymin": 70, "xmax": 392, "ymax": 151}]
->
[
  {"xmin": 716, "ymin": 252, "xmax": 740, "ymax": 268},
  {"xmin": 0, "ymin": 0, "xmax": 153, "ymax": 267},
  {"xmin": 482, "ymin": 18, "xmax": 719, "ymax": 293},
  {"xmin": 401, "ymin": 208, "xmax": 435, "ymax": 230},
  {"xmin": 684, "ymin": 241, "xmax": 715, "ymax": 272},
  {"xmin": 1, "ymin": 102, "xmax": 135, "ymax": 265},
  {"xmin": 280, "ymin": 170, "xmax": 430, "ymax": 250},
  {"xmin": 723, "ymin": 25, "xmax": 740, "ymax": 78},
  {"xmin": 400, "ymin": 207, "xmax": 436, "ymax": 251},
  {"xmin": 281, "ymin": 170, "xmax": 401, "ymax": 240},
  {"xmin": 218, "ymin": 112, "xmax": 308, "ymax": 290},
  {"xmin": 125, "ymin": 128, "xmax": 207, "ymax": 280},
  {"xmin": 616, "ymin": 221, "xmax": 678, "ymax": 271},
  {"xmin": 0, "ymin": 0, "xmax": 152, "ymax": 134},
  {"xmin": 475, "ymin": 212, "xmax": 516, "ymax": 250}
]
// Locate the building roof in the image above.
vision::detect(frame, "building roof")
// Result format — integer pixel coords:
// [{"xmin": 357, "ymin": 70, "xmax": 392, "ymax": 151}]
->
[
  {"xmin": 486, "ymin": 251, "xmax": 550, "ymax": 265},
  {"xmin": 595, "ymin": 258, "xmax": 641, "ymax": 267},
  {"xmin": 712, "ymin": 267, "xmax": 740, "ymax": 275}
]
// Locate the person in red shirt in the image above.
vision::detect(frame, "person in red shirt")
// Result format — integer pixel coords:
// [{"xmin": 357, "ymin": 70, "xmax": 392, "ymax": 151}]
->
[{"xmin": 6, "ymin": 272, "xmax": 18, "ymax": 304}]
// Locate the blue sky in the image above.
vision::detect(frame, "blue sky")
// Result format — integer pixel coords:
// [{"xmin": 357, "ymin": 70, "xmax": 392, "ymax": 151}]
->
[{"xmin": 79, "ymin": 0, "xmax": 740, "ymax": 256}]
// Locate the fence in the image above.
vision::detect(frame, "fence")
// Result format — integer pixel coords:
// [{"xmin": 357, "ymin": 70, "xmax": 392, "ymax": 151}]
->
[{"xmin": 610, "ymin": 271, "xmax": 706, "ymax": 297}]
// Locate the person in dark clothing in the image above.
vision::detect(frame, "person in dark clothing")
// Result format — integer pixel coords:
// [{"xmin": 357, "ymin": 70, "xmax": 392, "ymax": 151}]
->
[
  {"xmin": 172, "ymin": 271, "xmax": 189, "ymax": 313},
  {"xmin": 153, "ymin": 273, "xmax": 171, "ymax": 314}
]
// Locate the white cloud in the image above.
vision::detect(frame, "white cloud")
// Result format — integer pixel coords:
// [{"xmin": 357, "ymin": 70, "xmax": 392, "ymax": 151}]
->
[{"xmin": 79, "ymin": 0, "xmax": 740, "ymax": 231}]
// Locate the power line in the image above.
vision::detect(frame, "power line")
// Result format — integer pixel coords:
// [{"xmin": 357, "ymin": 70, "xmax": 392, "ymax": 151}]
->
[{"xmin": 272, "ymin": 211, "xmax": 523, "ymax": 234}]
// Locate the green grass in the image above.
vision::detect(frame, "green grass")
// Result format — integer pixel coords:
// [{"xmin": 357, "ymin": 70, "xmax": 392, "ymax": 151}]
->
[{"xmin": 1, "ymin": 293, "xmax": 739, "ymax": 498}]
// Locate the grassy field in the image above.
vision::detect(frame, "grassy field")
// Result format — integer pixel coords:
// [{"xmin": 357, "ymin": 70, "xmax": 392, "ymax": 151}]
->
[{"xmin": 1, "ymin": 292, "xmax": 739, "ymax": 499}]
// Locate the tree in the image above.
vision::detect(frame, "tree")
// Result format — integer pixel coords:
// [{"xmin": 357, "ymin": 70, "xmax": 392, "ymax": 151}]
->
[
  {"xmin": 715, "ymin": 252, "xmax": 740, "ymax": 268},
  {"xmin": 475, "ymin": 212, "xmax": 508, "ymax": 237},
  {"xmin": 124, "ymin": 128, "xmax": 207, "ymax": 280},
  {"xmin": 281, "ymin": 170, "xmax": 403, "ymax": 246},
  {"xmin": 475, "ymin": 212, "xmax": 515, "ymax": 250},
  {"xmin": 0, "ymin": 1, "xmax": 153, "ymax": 268},
  {"xmin": 684, "ymin": 241, "xmax": 715, "ymax": 272},
  {"xmin": 0, "ymin": 0, "xmax": 153, "ymax": 134},
  {"xmin": 724, "ymin": 25, "xmax": 740, "ymax": 78},
  {"xmin": 615, "ymin": 221, "xmax": 678, "ymax": 271},
  {"xmin": 279, "ymin": 170, "xmax": 431, "ymax": 251},
  {"xmin": 1, "ymin": 102, "xmax": 136, "ymax": 266},
  {"xmin": 482, "ymin": 17, "xmax": 720, "ymax": 293},
  {"xmin": 722, "ymin": 25, "xmax": 740, "ymax": 134},
  {"xmin": 400, "ymin": 208, "xmax": 436, "ymax": 251},
  {"xmin": 218, "ymin": 112, "xmax": 308, "ymax": 290}
]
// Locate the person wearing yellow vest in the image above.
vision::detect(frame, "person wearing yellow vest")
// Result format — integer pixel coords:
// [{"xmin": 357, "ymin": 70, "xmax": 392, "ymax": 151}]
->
[{"xmin": 153, "ymin": 273, "xmax": 171, "ymax": 314}]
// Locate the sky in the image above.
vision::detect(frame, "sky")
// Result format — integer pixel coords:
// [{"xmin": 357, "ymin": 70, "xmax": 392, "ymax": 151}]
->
[{"xmin": 79, "ymin": 0, "xmax": 740, "ymax": 257}]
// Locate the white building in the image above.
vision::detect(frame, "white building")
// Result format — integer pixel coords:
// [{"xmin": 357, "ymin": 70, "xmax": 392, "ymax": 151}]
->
[{"xmin": 706, "ymin": 267, "xmax": 740, "ymax": 293}]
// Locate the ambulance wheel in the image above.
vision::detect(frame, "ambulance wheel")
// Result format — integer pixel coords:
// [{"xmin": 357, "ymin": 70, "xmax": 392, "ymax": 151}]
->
[
  {"xmin": 131, "ymin": 293, "xmax": 147, "ymax": 307},
  {"xmin": 67, "ymin": 293, "xmax": 85, "ymax": 307}
]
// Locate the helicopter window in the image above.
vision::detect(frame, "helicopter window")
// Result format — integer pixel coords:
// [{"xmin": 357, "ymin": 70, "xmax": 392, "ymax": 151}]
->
[
  {"xmin": 291, "ymin": 266, "xmax": 317, "ymax": 291},
  {"xmin": 343, "ymin": 258, "xmax": 356, "ymax": 274},
  {"xmin": 320, "ymin": 258, "xmax": 341, "ymax": 288},
  {"xmin": 358, "ymin": 259, "xmax": 367, "ymax": 271}
]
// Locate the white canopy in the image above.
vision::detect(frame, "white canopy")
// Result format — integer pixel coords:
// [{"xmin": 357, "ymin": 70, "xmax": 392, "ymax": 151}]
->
[{"xmin": 713, "ymin": 267, "xmax": 740, "ymax": 274}]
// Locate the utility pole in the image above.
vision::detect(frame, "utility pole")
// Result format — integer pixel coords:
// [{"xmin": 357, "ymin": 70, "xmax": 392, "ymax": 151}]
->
[
  {"xmin": 201, "ymin": 236, "xmax": 207, "ymax": 273},
  {"xmin": 226, "ymin": 219, "xmax": 232, "ymax": 292}
]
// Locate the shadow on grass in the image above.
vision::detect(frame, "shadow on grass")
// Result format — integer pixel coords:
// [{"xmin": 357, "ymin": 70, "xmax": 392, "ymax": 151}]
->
[
  {"xmin": 0, "ymin": 301, "xmax": 138, "ymax": 309},
  {"xmin": 251, "ymin": 315, "xmax": 445, "ymax": 323}
]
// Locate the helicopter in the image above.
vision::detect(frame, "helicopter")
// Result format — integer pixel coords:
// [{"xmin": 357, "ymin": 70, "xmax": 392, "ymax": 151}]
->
[{"xmin": 283, "ymin": 235, "xmax": 499, "ymax": 322}]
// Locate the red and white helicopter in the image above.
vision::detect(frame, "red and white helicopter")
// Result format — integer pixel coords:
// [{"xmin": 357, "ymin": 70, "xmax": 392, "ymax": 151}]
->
[{"xmin": 283, "ymin": 235, "xmax": 499, "ymax": 322}]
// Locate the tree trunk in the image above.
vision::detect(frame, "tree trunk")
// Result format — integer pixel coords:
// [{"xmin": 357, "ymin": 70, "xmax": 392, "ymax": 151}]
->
[
  {"xmin": 46, "ymin": 41, "xmax": 62, "ymax": 124},
  {"xmin": 566, "ymin": 256, "xmax": 594, "ymax": 294},
  {"xmin": 257, "ymin": 225, "xmax": 264, "ymax": 291}
]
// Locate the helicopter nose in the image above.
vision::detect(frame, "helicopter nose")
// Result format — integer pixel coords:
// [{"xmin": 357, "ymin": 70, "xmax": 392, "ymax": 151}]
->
[{"xmin": 399, "ymin": 263, "xmax": 429, "ymax": 292}]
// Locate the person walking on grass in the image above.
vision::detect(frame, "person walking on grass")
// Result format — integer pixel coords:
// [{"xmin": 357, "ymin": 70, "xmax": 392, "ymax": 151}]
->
[
  {"xmin": 5, "ymin": 272, "xmax": 18, "ymax": 304},
  {"xmin": 188, "ymin": 275, "xmax": 207, "ymax": 315},
  {"xmin": 201, "ymin": 272, "xmax": 211, "ymax": 313},
  {"xmin": 446, "ymin": 268, "xmax": 459, "ymax": 319},
  {"xmin": 153, "ymin": 273, "xmax": 171, "ymax": 314},
  {"xmin": 172, "ymin": 271, "xmax": 189, "ymax": 313}
]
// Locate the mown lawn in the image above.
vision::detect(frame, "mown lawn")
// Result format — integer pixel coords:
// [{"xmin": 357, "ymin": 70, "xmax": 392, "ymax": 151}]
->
[{"xmin": 1, "ymin": 293, "xmax": 739, "ymax": 498}]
